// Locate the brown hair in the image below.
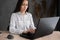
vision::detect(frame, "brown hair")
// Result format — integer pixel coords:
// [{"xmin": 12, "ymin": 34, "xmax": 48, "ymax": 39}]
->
[
  {"xmin": 13, "ymin": 0, "xmax": 29, "ymax": 13},
  {"xmin": 35, "ymin": 3, "xmax": 41, "ymax": 18}
]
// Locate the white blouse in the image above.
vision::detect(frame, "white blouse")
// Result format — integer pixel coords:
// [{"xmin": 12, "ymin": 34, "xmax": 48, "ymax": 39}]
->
[{"xmin": 9, "ymin": 12, "xmax": 36, "ymax": 34}]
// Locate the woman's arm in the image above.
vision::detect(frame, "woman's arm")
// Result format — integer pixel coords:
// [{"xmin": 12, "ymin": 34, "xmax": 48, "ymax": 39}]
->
[
  {"xmin": 9, "ymin": 13, "xmax": 23, "ymax": 34},
  {"xmin": 30, "ymin": 13, "xmax": 36, "ymax": 30},
  {"xmin": 29, "ymin": 13, "xmax": 36, "ymax": 33}
]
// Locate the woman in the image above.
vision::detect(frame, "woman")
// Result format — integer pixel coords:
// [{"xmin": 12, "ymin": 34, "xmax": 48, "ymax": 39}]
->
[{"xmin": 9, "ymin": 0, "xmax": 36, "ymax": 40}]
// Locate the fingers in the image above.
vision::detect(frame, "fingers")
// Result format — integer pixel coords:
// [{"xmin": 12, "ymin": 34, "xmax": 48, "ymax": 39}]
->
[
  {"xmin": 23, "ymin": 29, "xmax": 36, "ymax": 34},
  {"xmin": 29, "ymin": 29, "xmax": 35, "ymax": 33},
  {"xmin": 23, "ymin": 31, "xmax": 28, "ymax": 33}
]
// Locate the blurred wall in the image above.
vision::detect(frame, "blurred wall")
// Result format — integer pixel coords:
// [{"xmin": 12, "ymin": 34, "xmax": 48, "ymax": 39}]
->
[
  {"xmin": 29, "ymin": 0, "xmax": 57, "ymax": 27},
  {"xmin": 0, "ymin": 0, "xmax": 18, "ymax": 30}
]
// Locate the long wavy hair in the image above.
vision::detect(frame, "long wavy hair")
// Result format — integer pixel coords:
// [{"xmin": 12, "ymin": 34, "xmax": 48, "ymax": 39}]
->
[{"xmin": 34, "ymin": 3, "xmax": 41, "ymax": 18}]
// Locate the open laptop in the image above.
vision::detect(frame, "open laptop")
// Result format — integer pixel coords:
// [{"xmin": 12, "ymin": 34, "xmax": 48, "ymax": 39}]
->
[{"xmin": 34, "ymin": 17, "xmax": 60, "ymax": 38}]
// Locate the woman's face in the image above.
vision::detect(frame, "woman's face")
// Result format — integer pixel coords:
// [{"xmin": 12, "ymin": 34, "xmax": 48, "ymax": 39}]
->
[{"xmin": 20, "ymin": 0, "xmax": 28, "ymax": 12}]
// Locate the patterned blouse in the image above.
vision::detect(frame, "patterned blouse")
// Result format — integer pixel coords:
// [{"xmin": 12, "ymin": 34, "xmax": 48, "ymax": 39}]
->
[{"xmin": 9, "ymin": 12, "xmax": 36, "ymax": 34}]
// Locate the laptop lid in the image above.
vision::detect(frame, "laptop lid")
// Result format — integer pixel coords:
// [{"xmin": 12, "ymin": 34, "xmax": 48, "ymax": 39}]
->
[{"xmin": 35, "ymin": 17, "xmax": 59, "ymax": 38}]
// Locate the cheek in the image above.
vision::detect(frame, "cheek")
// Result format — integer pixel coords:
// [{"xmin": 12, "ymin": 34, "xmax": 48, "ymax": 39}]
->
[
  {"xmin": 26, "ymin": 6, "xmax": 28, "ymax": 9},
  {"xmin": 25, "ymin": 6, "xmax": 28, "ymax": 10},
  {"xmin": 21, "ymin": 6, "xmax": 24, "ymax": 9}
]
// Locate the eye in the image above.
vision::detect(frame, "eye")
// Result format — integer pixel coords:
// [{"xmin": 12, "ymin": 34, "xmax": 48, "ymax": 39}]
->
[
  {"xmin": 22, "ymin": 3, "xmax": 28, "ymax": 6},
  {"xmin": 22, "ymin": 4, "xmax": 25, "ymax": 6},
  {"xmin": 25, "ymin": 4, "xmax": 28, "ymax": 6}
]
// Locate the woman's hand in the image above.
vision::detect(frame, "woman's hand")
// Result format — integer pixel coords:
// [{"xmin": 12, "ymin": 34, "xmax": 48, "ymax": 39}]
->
[
  {"xmin": 23, "ymin": 31, "xmax": 29, "ymax": 34},
  {"xmin": 23, "ymin": 28, "xmax": 36, "ymax": 34},
  {"xmin": 28, "ymin": 28, "xmax": 36, "ymax": 34}
]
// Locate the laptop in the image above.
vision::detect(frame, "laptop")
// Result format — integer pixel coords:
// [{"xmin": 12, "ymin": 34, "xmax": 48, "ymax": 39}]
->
[{"xmin": 34, "ymin": 17, "xmax": 60, "ymax": 38}]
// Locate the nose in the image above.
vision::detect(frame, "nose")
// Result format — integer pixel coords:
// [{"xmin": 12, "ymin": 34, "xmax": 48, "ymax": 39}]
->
[{"xmin": 24, "ymin": 5, "xmax": 26, "ymax": 8}]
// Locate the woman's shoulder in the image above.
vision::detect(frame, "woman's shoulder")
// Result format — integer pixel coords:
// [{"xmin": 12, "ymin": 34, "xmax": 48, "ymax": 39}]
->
[
  {"xmin": 26, "ymin": 12, "xmax": 32, "ymax": 16},
  {"xmin": 11, "ymin": 12, "xmax": 20, "ymax": 16}
]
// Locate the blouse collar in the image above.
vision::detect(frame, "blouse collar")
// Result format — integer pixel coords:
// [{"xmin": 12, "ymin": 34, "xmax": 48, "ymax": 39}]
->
[{"xmin": 18, "ymin": 11, "xmax": 27, "ymax": 15}]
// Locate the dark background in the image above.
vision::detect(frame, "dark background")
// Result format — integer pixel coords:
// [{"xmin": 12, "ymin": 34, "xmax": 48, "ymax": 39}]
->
[{"xmin": 0, "ymin": 0, "xmax": 60, "ymax": 31}]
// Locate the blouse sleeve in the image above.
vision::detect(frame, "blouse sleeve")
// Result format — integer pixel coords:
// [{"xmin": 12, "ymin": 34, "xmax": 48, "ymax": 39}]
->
[
  {"xmin": 30, "ymin": 13, "xmax": 36, "ymax": 30},
  {"xmin": 9, "ymin": 13, "xmax": 23, "ymax": 34}
]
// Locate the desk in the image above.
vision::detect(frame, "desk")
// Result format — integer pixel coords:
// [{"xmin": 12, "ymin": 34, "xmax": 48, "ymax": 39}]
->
[
  {"xmin": 0, "ymin": 31, "xmax": 29, "ymax": 40},
  {"xmin": 0, "ymin": 31, "xmax": 60, "ymax": 40},
  {"xmin": 35, "ymin": 31, "xmax": 60, "ymax": 40}
]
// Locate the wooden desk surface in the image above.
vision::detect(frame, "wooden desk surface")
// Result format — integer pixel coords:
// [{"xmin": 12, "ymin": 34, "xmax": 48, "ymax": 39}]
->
[
  {"xmin": 0, "ymin": 31, "xmax": 29, "ymax": 40},
  {"xmin": 0, "ymin": 31, "xmax": 60, "ymax": 40},
  {"xmin": 35, "ymin": 31, "xmax": 60, "ymax": 40}
]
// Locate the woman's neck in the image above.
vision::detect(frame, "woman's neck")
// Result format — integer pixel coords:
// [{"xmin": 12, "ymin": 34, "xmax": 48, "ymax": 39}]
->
[{"xmin": 20, "ymin": 11, "xmax": 26, "ymax": 15}]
